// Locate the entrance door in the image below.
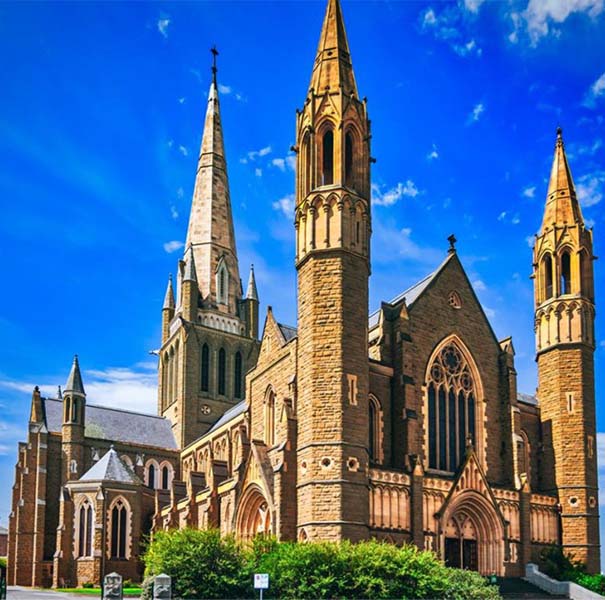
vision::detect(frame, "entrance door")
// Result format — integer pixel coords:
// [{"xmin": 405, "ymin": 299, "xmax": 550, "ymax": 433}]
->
[
  {"xmin": 462, "ymin": 539, "xmax": 478, "ymax": 571},
  {"xmin": 444, "ymin": 537, "xmax": 461, "ymax": 568}
]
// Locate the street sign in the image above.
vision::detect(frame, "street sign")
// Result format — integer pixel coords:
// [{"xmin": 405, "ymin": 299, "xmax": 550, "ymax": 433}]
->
[{"xmin": 254, "ymin": 573, "xmax": 269, "ymax": 590}]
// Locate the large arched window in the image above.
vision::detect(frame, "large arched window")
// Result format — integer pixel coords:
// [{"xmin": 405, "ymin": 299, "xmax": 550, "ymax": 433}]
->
[
  {"xmin": 345, "ymin": 131, "xmax": 354, "ymax": 188},
  {"xmin": 321, "ymin": 130, "xmax": 334, "ymax": 186},
  {"xmin": 146, "ymin": 461, "xmax": 157, "ymax": 489},
  {"xmin": 218, "ymin": 348, "xmax": 226, "ymax": 395},
  {"xmin": 427, "ymin": 341, "xmax": 477, "ymax": 472},
  {"xmin": 265, "ymin": 388, "xmax": 275, "ymax": 446},
  {"xmin": 201, "ymin": 343, "xmax": 210, "ymax": 392},
  {"xmin": 234, "ymin": 351, "xmax": 243, "ymax": 399},
  {"xmin": 77, "ymin": 500, "xmax": 94, "ymax": 558},
  {"xmin": 109, "ymin": 498, "xmax": 129, "ymax": 559},
  {"xmin": 560, "ymin": 251, "xmax": 571, "ymax": 295},
  {"xmin": 542, "ymin": 254, "xmax": 553, "ymax": 300}
]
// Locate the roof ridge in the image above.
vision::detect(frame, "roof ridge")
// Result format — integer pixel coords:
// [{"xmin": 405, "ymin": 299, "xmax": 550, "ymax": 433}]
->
[{"xmin": 43, "ymin": 397, "xmax": 167, "ymax": 420}]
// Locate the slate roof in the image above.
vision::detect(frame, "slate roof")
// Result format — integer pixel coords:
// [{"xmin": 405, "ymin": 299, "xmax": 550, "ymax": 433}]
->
[
  {"xmin": 0, "ymin": 525, "xmax": 7, "ymax": 535},
  {"xmin": 278, "ymin": 323, "xmax": 298, "ymax": 343},
  {"xmin": 206, "ymin": 400, "xmax": 247, "ymax": 436},
  {"xmin": 80, "ymin": 447, "xmax": 141, "ymax": 484},
  {"xmin": 517, "ymin": 392, "xmax": 538, "ymax": 406},
  {"xmin": 42, "ymin": 398, "xmax": 177, "ymax": 450}
]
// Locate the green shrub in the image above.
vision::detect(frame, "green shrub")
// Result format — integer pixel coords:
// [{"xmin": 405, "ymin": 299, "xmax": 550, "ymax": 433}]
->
[
  {"xmin": 139, "ymin": 576, "xmax": 154, "ymax": 600},
  {"xmin": 443, "ymin": 568, "xmax": 500, "ymax": 600},
  {"xmin": 0, "ymin": 556, "xmax": 6, "ymax": 568},
  {"xmin": 539, "ymin": 545, "xmax": 585, "ymax": 581},
  {"xmin": 144, "ymin": 528, "xmax": 248, "ymax": 599},
  {"xmin": 575, "ymin": 573, "xmax": 605, "ymax": 595},
  {"xmin": 82, "ymin": 582, "xmax": 94, "ymax": 589}
]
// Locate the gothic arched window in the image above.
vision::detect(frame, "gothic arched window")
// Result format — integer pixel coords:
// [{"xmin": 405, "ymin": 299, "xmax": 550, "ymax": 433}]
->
[
  {"xmin": 560, "ymin": 251, "xmax": 571, "ymax": 295},
  {"xmin": 218, "ymin": 348, "xmax": 226, "ymax": 396},
  {"xmin": 147, "ymin": 463, "xmax": 156, "ymax": 489},
  {"xmin": 161, "ymin": 464, "xmax": 170, "ymax": 489},
  {"xmin": 109, "ymin": 498, "xmax": 128, "ymax": 559},
  {"xmin": 265, "ymin": 388, "xmax": 275, "ymax": 446},
  {"xmin": 77, "ymin": 500, "xmax": 93, "ymax": 557},
  {"xmin": 234, "ymin": 351, "xmax": 243, "ymax": 399},
  {"xmin": 321, "ymin": 130, "xmax": 334, "ymax": 186},
  {"xmin": 345, "ymin": 131, "xmax": 354, "ymax": 188},
  {"xmin": 201, "ymin": 343, "xmax": 210, "ymax": 392},
  {"xmin": 216, "ymin": 261, "xmax": 229, "ymax": 305},
  {"xmin": 426, "ymin": 342, "xmax": 476, "ymax": 472},
  {"xmin": 303, "ymin": 131, "xmax": 312, "ymax": 196},
  {"xmin": 368, "ymin": 395, "xmax": 382, "ymax": 464},
  {"xmin": 542, "ymin": 254, "xmax": 553, "ymax": 300}
]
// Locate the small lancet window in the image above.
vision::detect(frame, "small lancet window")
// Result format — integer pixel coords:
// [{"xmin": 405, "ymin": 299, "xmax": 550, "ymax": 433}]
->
[
  {"xmin": 110, "ymin": 499, "xmax": 128, "ymax": 559},
  {"xmin": 543, "ymin": 254, "xmax": 553, "ymax": 300},
  {"xmin": 162, "ymin": 465, "xmax": 170, "ymax": 489},
  {"xmin": 560, "ymin": 251, "xmax": 571, "ymax": 295},
  {"xmin": 201, "ymin": 343, "xmax": 210, "ymax": 392},
  {"xmin": 303, "ymin": 131, "xmax": 312, "ymax": 196},
  {"xmin": 218, "ymin": 348, "xmax": 226, "ymax": 395},
  {"xmin": 345, "ymin": 131, "xmax": 354, "ymax": 188},
  {"xmin": 322, "ymin": 130, "xmax": 334, "ymax": 186},
  {"xmin": 234, "ymin": 351, "xmax": 243, "ymax": 399}
]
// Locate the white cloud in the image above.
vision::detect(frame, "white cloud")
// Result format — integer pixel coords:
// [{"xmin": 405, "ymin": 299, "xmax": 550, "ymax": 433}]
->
[
  {"xmin": 272, "ymin": 194, "xmax": 295, "ymax": 219},
  {"xmin": 372, "ymin": 180, "xmax": 420, "ymax": 207},
  {"xmin": 464, "ymin": 0, "xmax": 486, "ymax": 13},
  {"xmin": 163, "ymin": 240, "xmax": 184, "ymax": 253},
  {"xmin": 420, "ymin": 5, "xmax": 482, "ymax": 57},
  {"xmin": 498, "ymin": 211, "xmax": 520, "ymax": 224},
  {"xmin": 498, "ymin": 211, "xmax": 507, "ymax": 221},
  {"xmin": 422, "ymin": 8, "xmax": 437, "ymax": 26},
  {"xmin": 176, "ymin": 186, "xmax": 184, "ymax": 199},
  {"xmin": 427, "ymin": 144, "xmax": 439, "ymax": 160},
  {"xmin": 178, "ymin": 97, "xmax": 186, "ymax": 105},
  {"xmin": 522, "ymin": 186, "xmax": 536, "ymax": 198},
  {"xmin": 167, "ymin": 139, "xmax": 174, "ymax": 148},
  {"xmin": 473, "ymin": 279, "xmax": 487, "ymax": 291},
  {"xmin": 526, "ymin": 235, "xmax": 535, "ymax": 248},
  {"xmin": 286, "ymin": 155, "xmax": 296, "ymax": 171},
  {"xmin": 272, "ymin": 158, "xmax": 286, "ymax": 171},
  {"xmin": 510, "ymin": 0, "xmax": 604, "ymax": 46},
  {"xmin": 371, "ymin": 219, "xmax": 442, "ymax": 266},
  {"xmin": 255, "ymin": 168, "xmax": 262, "ymax": 177},
  {"xmin": 243, "ymin": 146, "xmax": 272, "ymax": 163},
  {"xmin": 484, "ymin": 306, "xmax": 496, "ymax": 319},
  {"xmin": 453, "ymin": 39, "xmax": 482, "ymax": 57},
  {"xmin": 467, "ymin": 102, "xmax": 485, "ymax": 124},
  {"xmin": 170, "ymin": 205, "xmax": 179, "ymax": 220},
  {"xmin": 218, "ymin": 84, "xmax": 232, "ymax": 95},
  {"xmin": 511, "ymin": 214, "xmax": 521, "ymax": 225},
  {"xmin": 157, "ymin": 17, "xmax": 171, "ymax": 38},
  {"xmin": 584, "ymin": 72, "xmax": 605, "ymax": 108},
  {"xmin": 576, "ymin": 171, "xmax": 605, "ymax": 207},
  {"xmin": 178, "ymin": 145, "xmax": 188, "ymax": 157}
]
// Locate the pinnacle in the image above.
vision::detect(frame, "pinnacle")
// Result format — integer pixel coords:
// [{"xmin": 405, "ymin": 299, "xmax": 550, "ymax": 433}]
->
[{"xmin": 64, "ymin": 355, "xmax": 85, "ymax": 396}]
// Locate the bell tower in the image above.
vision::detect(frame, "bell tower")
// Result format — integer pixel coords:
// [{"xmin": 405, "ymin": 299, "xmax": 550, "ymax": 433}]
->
[
  {"xmin": 295, "ymin": 0, "xmax": 372, "ymax": 542},
  {"xmin": 533, "ymin": 128, "xmax": 599, "ymax": 572}
]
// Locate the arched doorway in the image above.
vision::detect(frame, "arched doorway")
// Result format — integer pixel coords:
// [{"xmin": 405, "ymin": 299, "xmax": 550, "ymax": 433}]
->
[
  {"xmin": 441, "ymin": 491, "xmax": 504, "ymax": 575},
  {"xmin": 235, "ymin": 485, "xmax": 272, "ymax": 541}
]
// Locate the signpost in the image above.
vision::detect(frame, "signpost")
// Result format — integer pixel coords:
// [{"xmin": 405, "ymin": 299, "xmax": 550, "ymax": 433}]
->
[{"xmin": 254, "ymin": 573, "xmax": 269, "ymax": 600}]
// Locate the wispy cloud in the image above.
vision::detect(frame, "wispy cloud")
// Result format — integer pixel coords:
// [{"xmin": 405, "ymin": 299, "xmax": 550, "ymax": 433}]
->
[
  {"xmin": 464, "ymin": 0, "xmax": 486, "ymax": 13},
  {"xmin": 498, "ymin": 211, "xmax": 521, "ymax": 225},
  {"xmin": 509, "ymin": 0, "xmax": 604, "ymax": 46},
  {"xmin": 584, "ymin": 72, "xmax": 605, "ymax": 108},
  {"xmin": 372, "ymin": 180, "xmax": 420, "ymax": 207},
  {"xmin": 178, "ymin": 145, "xmax": 188, "ymax": 157},
  {"xmin": 427, "ymin": 144, "xmax": 439, "ymax": 161},
  {"xmin": 157, "ymin": 17, "xmax": 171, "ymax": 39},
  {"xmin": 576, "ymin": 171, "xmax": 605, "ymax": 207},
  {"xmin": 522, "ymin": 186, "xmax": 536, "ymax": 198},
  {"xmin": 178, "ymin": 97, "xmax": 186, "ymax": 105},
  {"xmin": 240, "ymin": 146, "xmax": 272, "ymax": 164},
  {"xmin": 272, "ymin": 194, "xmax": 295, "ymax": 219},
  {"xmin": 255, "ymin": 168, "xmax": 262, "ymax": 178},
  {"xmin": 163, "ymin": 240, "xmax": 184, "ymax": 253},
  {"xmin": 473, "ymin": 279, "xmax": 487, "ymax": 291},
  {"xmin": 170, "ymin": 206, "xmax": 179, "ymax": 220},
  {"xmin": 420, "ymin": 5, "xmax": 482, "ymax": 57},
  {"xmin": 467, "ymin": 102, "xmax": 485, "ymax": 124}
]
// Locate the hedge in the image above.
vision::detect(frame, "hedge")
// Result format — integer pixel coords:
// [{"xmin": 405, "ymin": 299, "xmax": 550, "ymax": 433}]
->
[
  {"xmin": 539, "ymin": 546, "xmax": 605, "ymax": 595},
  {"xmin": 143, "ymin": 529, "xmax": 500, "ymax": 599}
]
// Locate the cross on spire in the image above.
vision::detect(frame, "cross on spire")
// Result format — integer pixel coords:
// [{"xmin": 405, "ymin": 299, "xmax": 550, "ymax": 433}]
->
[
  {"xmin": 447, "ymin": 234, "xmax": 457, "ymax": 253},
  {"xmin": 211, "ymin": 45, "xmax": 219, "ymax": 85}
]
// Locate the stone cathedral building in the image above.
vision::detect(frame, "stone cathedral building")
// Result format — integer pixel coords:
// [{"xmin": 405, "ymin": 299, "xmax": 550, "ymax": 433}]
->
[{"xmin": 8, "ymin": 0, "xmax": 600, "ymax": 588}]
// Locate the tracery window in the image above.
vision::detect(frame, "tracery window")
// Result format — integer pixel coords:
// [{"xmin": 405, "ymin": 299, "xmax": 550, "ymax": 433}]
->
[
  {"xmin": 77, "ymin": 500, "xmax": 94, "ymax": 557},
  {"xmin": 110, "ymin": 498, "xmax": 128, "ymax": 559},
  {"xmin": 427, "ymin": 342, "xmax": 476, "ymax": 472}
]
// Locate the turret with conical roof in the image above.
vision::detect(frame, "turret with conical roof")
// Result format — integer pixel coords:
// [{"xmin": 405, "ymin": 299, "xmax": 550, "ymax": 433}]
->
[
  {"xmin": 242, "ymin": 264, "xmax": 259, "ymax": 339},
  {"xmin": 532, "ymin": 127, "xmax": 599, "ymax": 572},
  {"xmin": 62, "ymin": 355, "xmax": 86, "ymax": 481},
  {"xmin": 162, "ymin": 274, "xmax": 175, "ymax": 343}
]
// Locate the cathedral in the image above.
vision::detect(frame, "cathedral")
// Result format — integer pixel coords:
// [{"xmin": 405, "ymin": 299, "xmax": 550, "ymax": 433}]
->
[{"xmin": 7, "ymin": 0, "xmax": 600, "ymax": 588}]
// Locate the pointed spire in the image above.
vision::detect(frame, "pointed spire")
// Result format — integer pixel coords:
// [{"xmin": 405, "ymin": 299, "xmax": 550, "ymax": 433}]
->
[
  {"xmin": 64, "ymin": 355, "xmax": 85, "ymax": 396},
  {"xmin": 309, "ymin": 0, "xmax": 358, "ymax": 96},
  {"xmin": 246, "ymin": 264, "xmax": 258, "ymax": 301},
  {"xmin": 185, "ymin": 47, "xmax": 240, "ymax": 312},
  {"xmin": 163, "ymin": 274, "xmax": 175, "ymax": 309},
  {"xmin": 541, "ymin": 127, "xmax": 584, "ymax": 230},
  {"xmin": 183, "ymin": 246, "xmax": 197, "ymax": 282}
]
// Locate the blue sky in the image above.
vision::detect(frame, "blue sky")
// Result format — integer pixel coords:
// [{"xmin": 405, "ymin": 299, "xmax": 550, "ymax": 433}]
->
[{"xmin": 0, "ymin": 0, "xmax": 604, "ymax": 557}]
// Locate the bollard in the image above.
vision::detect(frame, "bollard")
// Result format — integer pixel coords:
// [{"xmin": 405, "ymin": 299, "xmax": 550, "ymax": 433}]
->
[
  {"xmin": 153, "ymin": 573, "xmax": 172, "ymax": 599},
  {"xmin": 103, "ymin": 572, "xmax": 123, "ymax": 600}
]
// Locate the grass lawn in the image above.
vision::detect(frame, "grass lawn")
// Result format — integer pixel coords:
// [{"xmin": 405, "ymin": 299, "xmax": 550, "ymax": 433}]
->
[{"xmin": 56, "ymin": 587, "xmax": 141, "ymax": 597}]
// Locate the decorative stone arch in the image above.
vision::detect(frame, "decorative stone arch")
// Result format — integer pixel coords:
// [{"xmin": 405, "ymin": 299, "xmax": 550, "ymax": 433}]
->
[
  {"xmin": 159, "ymin": 461, "xmax": 174, "ymax": 489},
  {"xmin": 316, "ymin": 118, "xmax": 336, "ymax": 187},
  {"xmin": 440, "ymin": 489, "xmax": 505, "ymax": 575},
  {"xmin": 423, "ymin": 335, "xmax": 485, "ymax": 470},
  {"xmin": 145, "ymin": 459, "xmax": 160, "ymax": 489},
  {"xmin": 75, "ymin": 495, "xmax": 95, "ymax": 558},
  {"xmin": 216, "ymin": 256, "xmax": 229, "ymax": 305},
  {"xmin": 107, "ymin": 495, "xmax": 132, "ymax": 560},
  {"xmin": 235, "ymin": 484, "xmax": 272, "ymax": 542}
]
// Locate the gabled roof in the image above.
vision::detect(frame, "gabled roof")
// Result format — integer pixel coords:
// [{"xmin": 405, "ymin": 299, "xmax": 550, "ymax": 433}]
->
[
  {"xmin": 517, "ymin": 392, "xmax": 538, "ymax": 406},
  {"xmin": 42, "ymin": 398, "xmax": 178, "ymax": 450},
  {"xmin": 80, "ymin": 447, "xmax": 140, "ymax": 484},
  {"xmin": 369, "ymin": 253, "xmax": 454, "ymax": 330},
  {"xmin": 206, "ymin": 400, "xmax": 247, "ymax": 435}
]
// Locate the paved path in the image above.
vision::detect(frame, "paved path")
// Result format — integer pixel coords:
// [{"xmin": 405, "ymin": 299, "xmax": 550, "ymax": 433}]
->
[{"xmin": 7, "ymin": 587, "xmax": 98, "ymax": 599}]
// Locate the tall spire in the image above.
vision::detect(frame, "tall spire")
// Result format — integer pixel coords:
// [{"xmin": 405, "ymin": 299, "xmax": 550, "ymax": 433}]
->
[
  {"xmin": 185, "ymin": 47, "xmax": 240, "ymax": 313},
  {"xmin": 246, "ymin": 264, "xmax": 258, "ymax": 301},
  {"xmin": 309, "ymin": 0, "xmax": 358, "ymax": 96},
  {"xmin": 64, "ymin": 355, "xmax": 85, "ymax": 396},
  {"xmin": 541, "ymin": 127, "xmax": 584, "ymax": 231},
  {"xmin": 163, "ymin": 274, "xmax": 175, "ymax": 310}
]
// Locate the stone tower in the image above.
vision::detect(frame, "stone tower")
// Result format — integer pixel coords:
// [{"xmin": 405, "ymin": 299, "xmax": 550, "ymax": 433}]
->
[
  {"xmin": 158, "ymin": 54, "xmax": 259, "ymax": 448},
  {"xmin": 533, "ymin": 128, "xmax": 599, "ymax": 572},
  {"xmin": 295, "ymin": 0, "xmax": 372, "ymax": 542},
  {"xmin": 61, "ymin": 355, "xmax": 86, "ymax": 482}
]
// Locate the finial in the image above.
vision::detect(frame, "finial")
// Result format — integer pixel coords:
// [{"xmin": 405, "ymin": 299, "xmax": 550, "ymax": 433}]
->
[
  {"xmin": 556, "ymin": 126, "xmax": 564, "ymax": 147},
  {"xmin": 110, "ymin": 444, "xmax": 115, "ymax": 451},
  {"xmin": 57, "ymin": 385, "xmax": 62, "ymax": 399},
  {"xmin": 211, "ymin": 45, "xmax": 219, "ymax": 85},
  {"xmin": 447, "ymin": 234, "xmax": 457, "ymax": 254}
]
